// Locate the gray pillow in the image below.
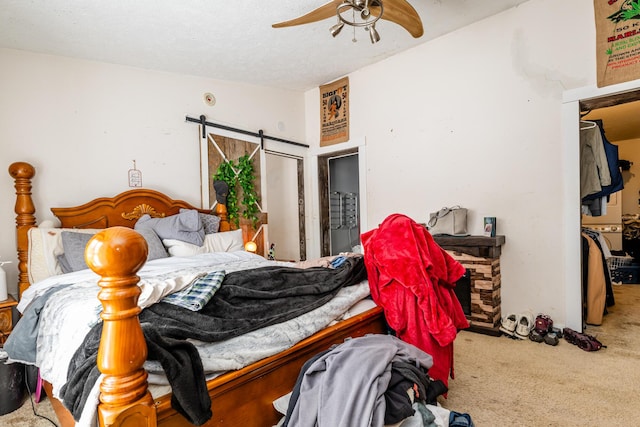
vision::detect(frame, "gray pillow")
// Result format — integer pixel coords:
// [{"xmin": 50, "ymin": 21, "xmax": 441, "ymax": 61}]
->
[
  {"xmin": 60, "ymin": 231, "xmax": 95, "ymax": 272},
  {"xmin": 180, "ymin": 209, "xmax": 220, "ymax": 234},
  {"xmin": 59, "ymin": 228, "xmax": 168, "ymax": 274},
  {"xmin": 57, "ymin": 253, "xmax": 74, "ymax": 274},
  {"xmin": 135, "ymin": 209, "xmax": 205, "ymax": 246},
  {"xmin": 135, "ymin": 228, "xmax": 169, "ymax": 261},
  {"xmin": 200, "ymin": 213, "xmax": 221, "ymax": 234}
]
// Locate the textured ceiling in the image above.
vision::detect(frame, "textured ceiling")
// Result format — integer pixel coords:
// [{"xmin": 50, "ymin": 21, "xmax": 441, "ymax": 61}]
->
[
  {"xmin": 0, "ymin": 0, "xmax": 529, "ymax": 91},
  {"xmin": 3, "ymin": 1, "xmax": 639, "ymax": 141}
]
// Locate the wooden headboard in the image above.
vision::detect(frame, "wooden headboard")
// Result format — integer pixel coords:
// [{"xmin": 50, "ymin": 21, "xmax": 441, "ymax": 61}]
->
[
  {"xmin": 51, "ymin": 188, "xmax": 229, "ymax": 230},
  {"xmin": 9, "ymin": 161, "xmax": 229, "ymax": 298}
]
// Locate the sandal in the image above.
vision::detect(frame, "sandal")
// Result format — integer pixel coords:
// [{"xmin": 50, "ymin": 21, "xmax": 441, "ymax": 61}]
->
[
  {"xmin": 562, "ymin": 327, "xmax": 606, "ymax": 351},
  {"xmin": 577, "ymin": 335, "xmax": 606, "ymax": 351}
]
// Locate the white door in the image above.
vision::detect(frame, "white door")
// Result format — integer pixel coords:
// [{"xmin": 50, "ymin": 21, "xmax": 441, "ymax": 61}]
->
[{"xmin": 265, "ymin": 152, "xmax": 304, "ymax": 261}]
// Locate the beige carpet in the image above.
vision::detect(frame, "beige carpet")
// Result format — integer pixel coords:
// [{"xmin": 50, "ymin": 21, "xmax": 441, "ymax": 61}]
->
[
  {"xmin": 443, "ymin": 284, "xmax": 640, "ymax": 426},
  {"xmin": 0, "ymin": 392, "xmax": 58, "ymax": 427},
  {"xmin": 2, "ymin": 285, "xmax": 639, "ymax": 427}
]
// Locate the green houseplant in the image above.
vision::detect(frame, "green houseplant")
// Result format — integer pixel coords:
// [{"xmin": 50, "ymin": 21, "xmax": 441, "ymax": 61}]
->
[{"xmin": 213, "ymin": 154, "xmax": 260, "ymax": 228}]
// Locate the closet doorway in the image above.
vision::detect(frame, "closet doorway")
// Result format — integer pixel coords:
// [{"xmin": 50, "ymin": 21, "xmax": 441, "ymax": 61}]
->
[
  {"xmin": 577, "ymin": 89, "xmax": 640, "ymax": 327},
  {"xmin": 318, "ymin": 147, "xmax": 363, "ymax": 257}
]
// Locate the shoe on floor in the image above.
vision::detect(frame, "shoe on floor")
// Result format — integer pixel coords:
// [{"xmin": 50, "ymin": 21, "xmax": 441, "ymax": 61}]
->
[
  {"xmin": 529, "ymin": 329, "xmax": 544, "ymax": 343},
  {"xmin": 551, "ymin": 327, "xmax": 563, "ymax": 339},
  {"xmin": 515, "ymin": 313, "xmax": 534, "ymax": 339},
  {"xmin": 500, "ymin": 313, "xmax": 518, "ymax": 336},
  {"xmin": 534, "ymin": 314, "xmax": 553, "ymax": 336},
  {"xmin": 544, "ymin": 331, "xmax": 559, "ymax": 346}
]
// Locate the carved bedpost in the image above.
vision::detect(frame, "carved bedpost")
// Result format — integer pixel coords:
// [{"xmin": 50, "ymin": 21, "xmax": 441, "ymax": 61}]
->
[
  {"xmin": 85, "ymin": 227, "xmax": 156, "ymax": 427},
  {"xmin": 9, "ymin": 162, "xmax": 36, "ymax": 299},
  {"xmin": 215, "ymin": 203, "xmax": 230, "ymax": 232}
]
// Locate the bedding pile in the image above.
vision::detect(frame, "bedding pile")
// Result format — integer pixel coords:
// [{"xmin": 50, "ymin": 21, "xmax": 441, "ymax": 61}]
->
[
  {"xmin": 5, "ymin": 250, "xmax": 372, "ymax": 426},
  {"xmin": 62, "ymin": 255, "xmax": 368, "ymax": 424}
]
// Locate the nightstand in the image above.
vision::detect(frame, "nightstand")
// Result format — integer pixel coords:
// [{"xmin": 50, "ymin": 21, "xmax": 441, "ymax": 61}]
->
[{"xmin": 0, "ymin": 295, "xmax": 18, "ymax": 346}]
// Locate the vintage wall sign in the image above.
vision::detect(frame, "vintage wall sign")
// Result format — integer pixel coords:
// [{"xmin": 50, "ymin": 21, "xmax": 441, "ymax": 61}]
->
[
  {"xmin": 595, "ymin": 0, "xmax": 640, "ymax": 87},
  {"xmin": 319, "ymin": 77, "xmax": 349, "ymax": 146}
]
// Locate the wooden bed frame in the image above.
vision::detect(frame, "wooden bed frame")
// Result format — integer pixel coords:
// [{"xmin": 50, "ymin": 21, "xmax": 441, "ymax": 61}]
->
[{"xmin": 9, "ymin": 161, "xmax": 386, "ymax": 427}]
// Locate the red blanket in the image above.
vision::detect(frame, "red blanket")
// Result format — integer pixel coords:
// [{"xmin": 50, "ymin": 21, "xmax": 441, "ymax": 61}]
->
[{"xmin": 361, "ymin": 214, "xmax": 469, "ymax": 387}]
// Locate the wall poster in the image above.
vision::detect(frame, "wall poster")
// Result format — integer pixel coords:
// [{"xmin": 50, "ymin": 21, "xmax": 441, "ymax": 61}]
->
[
  {"xmin": 594, "ymin": 0, "xmax": 640, "ymax": 87},
  {"xmin": 319, "ymin": 76, "xmax": 349, "ymax": 146}
]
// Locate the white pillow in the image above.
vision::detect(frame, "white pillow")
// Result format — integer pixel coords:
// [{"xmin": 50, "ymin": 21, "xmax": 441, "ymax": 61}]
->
[
  {"xmin": 27, "ymin": 227, "xmax": 100, "ymax": 283},
  {"xmin": 163, "ymin": 229, "xmax": 244, "ymax": 257}
]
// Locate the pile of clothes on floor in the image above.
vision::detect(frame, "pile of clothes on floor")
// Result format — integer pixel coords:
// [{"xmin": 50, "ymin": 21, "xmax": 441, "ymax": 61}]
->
[{"xmin": 272, "ymin": 335, "xmax": 474, "ymax": 427}]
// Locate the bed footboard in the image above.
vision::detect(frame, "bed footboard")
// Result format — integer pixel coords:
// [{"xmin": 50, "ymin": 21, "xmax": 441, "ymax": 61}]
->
[{"xmin": 86, "ymin": 227, "xmax": 157, "ymax": 427}]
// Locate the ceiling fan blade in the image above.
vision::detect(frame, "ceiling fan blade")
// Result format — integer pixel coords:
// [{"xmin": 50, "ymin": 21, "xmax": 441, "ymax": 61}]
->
[
  {"xmin": 272, "ymin": 1, "xmax": 342, "ymax": 28},
  {"xmin": 370, "ymin": 0, "xmax": 424, "ymax": 38}
]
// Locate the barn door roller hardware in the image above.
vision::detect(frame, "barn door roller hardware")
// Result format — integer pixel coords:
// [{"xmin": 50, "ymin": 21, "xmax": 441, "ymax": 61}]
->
[{"xmin": 186, "ymin": 115, "xmax": 309, "ymax": 149}]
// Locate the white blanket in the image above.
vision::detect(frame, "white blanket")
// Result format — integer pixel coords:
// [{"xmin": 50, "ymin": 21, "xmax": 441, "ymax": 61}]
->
[{"xmin": 17, "ymin": 251, "xmax": 372, "ymax": 409}]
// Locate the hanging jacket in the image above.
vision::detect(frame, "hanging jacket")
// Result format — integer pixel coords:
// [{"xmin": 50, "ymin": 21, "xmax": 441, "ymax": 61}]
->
[
  {"xmin": 361, "ymin": 214, "xmax": 469, "ymax": 387},
  {"xmin": 582, "ymin": 119, "xmax": 624, "ymax": 202},
  {"xmin": 579, "ymin": 124, "xmax": 611, "ymax": 199},
  {"xmin": 581, "ymin": 232, "xmax": 607, "ymax": 325}
]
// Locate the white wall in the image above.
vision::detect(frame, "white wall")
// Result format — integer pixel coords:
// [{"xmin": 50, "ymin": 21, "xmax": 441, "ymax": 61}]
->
[
  {"xmin": 0, "ymin": 48, "xmax": 305, "ymax": 297},
  {"xmin": 304, "ymin": 0, "xmax": 604, "ymax": 328}
]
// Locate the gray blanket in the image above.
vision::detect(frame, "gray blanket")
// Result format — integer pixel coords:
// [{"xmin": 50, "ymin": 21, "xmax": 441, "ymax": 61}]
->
[
  {"xmin": 4, "ymin": 286, "xmax": 70, "ymax": 364},
  {"xmin": 61, "ymin": 256, "xmax": 367, "ymax": 425}
]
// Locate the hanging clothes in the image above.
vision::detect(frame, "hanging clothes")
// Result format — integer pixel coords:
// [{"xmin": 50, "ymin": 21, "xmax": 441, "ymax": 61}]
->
[
  {"xmin": 581, "ymin": 229, "xmax": 615, "ymax": 326},
  {"xmin": 582, "ymin": 119, "xmax": 624, "ymax": 205},
  {"xmin": 580, "ymin": 122, "xmax": 611, "ymax": 199},
  {"xmin": 581, "ymin": 232, "xmax": 607, "ymax": 325},
  {"xmin": 582, "ymin": 195, "xmax": 609, "ymax": 217}
]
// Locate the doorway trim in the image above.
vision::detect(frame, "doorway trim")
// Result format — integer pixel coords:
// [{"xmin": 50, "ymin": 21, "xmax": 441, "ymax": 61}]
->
[
  {"xmin": 309, "ymin": 137, "xmax": 367, "ymax": 259},
  {"xmin": 265, "ymin": 150, "xmax": 307, "ymax": 261},
  {"xmin": 562, "ymin": 78, "xmax": 640, "ymax": 331},
  {"xmin": 318, "ymin": 150, "xmax": 360, "ymax": 257}
]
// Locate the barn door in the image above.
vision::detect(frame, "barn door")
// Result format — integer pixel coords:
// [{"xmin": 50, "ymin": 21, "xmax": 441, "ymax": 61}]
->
[{"xmin": 204, "ymin": 133, "xmax": 267, "ymax": 256}]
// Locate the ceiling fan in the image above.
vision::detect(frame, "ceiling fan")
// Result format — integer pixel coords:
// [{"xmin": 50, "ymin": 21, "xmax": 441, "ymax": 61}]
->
[{"xmin": 272, "ymin": 0, "xmax": 424, "ymax": 43}]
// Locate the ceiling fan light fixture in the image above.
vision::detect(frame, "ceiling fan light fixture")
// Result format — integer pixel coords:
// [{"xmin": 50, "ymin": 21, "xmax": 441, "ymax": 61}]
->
[
  {"xmin": 330, "ymin": 22, "xmax": 345, "ymax": 37},
  {"xmin": 368, "ymin": 25, "xmax": 380, "ymax": 43},
  {"xmin": 272, "ymin": 0, "xmax": 424, "ymax": 40},
  {"xmin": 331, "ymin": 0, "xmax": 384, "ymax": 43}
]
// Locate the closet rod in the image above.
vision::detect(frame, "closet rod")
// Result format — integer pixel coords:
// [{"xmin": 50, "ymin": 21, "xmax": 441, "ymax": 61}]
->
[{"xmin": 186, "ymin": 115, "xmax": 309, "ymax": 148}]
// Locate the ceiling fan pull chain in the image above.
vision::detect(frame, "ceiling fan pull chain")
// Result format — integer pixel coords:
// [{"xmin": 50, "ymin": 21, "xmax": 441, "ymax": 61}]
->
[{"xmin": 352, "ymin": 7, "xmax": 357, "ymax": 42}]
